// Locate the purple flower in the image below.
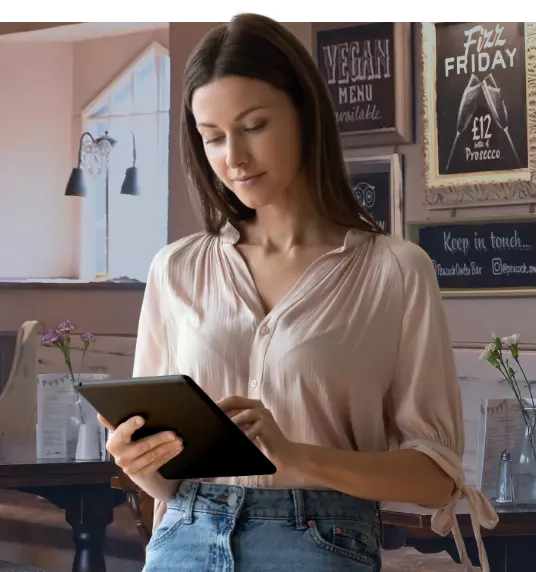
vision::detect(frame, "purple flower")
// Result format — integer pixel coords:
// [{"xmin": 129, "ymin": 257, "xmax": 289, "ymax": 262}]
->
[
  {"xmin": 41, "ymin": 328, "xmax": 64, "ymax": 347},
  {"xmin": 41, "ymin": 321, "xmax": 95, "ymax": 381},
  {"xmin": 81, "ymin": 332, "xmax": 96, "ymax": 344},
  {"xmin": 57, "ymin": 320, "xmax": 75, "ymax": 333}
]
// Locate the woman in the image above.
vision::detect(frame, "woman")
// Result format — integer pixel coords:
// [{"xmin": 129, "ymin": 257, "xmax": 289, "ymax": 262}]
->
[{"xmin": 101, "ymin": 13, "xmax": 498, "ymax": 572}]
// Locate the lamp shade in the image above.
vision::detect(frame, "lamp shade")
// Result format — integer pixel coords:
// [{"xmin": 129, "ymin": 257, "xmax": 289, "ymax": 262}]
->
[
  {"xmin": 120, "ymin": 166, "xmax": 140, "ymax": 196},
  {"xmin": 96, "ymin": 132, "xmax": 117, "ymax": 147},
  {"xmin": 65, "ymin": 167, "xmax": 87, "ymax": 197}
]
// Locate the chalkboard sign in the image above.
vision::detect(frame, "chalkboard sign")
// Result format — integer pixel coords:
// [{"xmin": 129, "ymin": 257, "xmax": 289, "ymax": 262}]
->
[
  {"xmin": 412, "ymin": 217, "xmax": 536, "ymax": 294},
  {"xmin": 435, "ymin": 22, "xmax": 528, "ymax": 175},
  {"xmin": 316, "ymin": 23, "xmax": 396, "ymax": 134},
  {"xmin": 345, "ymin": 154, "xmax": 404, "ymax": 237},
  {"xmin": 349, "ymin": 171, "xmax": 391, "ymax": 233}
]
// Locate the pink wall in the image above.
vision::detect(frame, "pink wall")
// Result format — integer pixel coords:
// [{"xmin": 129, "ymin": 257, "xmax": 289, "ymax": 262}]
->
[
  {"xmin": 0, "ymin": 22, "xmax": 309, "ymax": 334},
  {"xmin": 0, "ymin": 21, "xmax": 533, "ymax": 348},
  {"xmin": 0, "ymin": 26, "xmax": 170, "ymax": 335},
  {"xmin": 0, "ymin": 27, "xmax": 170, "ymax": 282},
  {"xmin": 0, "ymin": 42, "xmax": 76, "ymax": 279}
]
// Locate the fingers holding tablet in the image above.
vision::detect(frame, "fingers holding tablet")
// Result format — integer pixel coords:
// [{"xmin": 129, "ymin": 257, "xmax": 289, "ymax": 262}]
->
[
  {"xmin": 114, "ymin": 415, "xmax": 146, "ymax": 443},
  {"xmin": 121, "ymin": 433, "xmax": 184, "ymax": 479},
  {"xmin": 97, "ymin": 413, "xmax": 114, "ymax": 432},
  {"xmin": 78, "ymin": 375, "xmax": 278, "ymax": 480},
  {"xmin": 104, "ymin": 415, "xmax": 184, "ymax": 479}
]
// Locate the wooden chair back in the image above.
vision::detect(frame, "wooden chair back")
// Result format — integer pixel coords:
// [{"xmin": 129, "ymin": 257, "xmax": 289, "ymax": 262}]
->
[{"xmin": 0, "ymin": 321, "xmax": 42, "ymax": 438}]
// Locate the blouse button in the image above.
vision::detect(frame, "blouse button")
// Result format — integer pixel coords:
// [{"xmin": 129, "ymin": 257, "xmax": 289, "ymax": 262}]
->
[
  {"xmin": 251, "ymin": 380, "xmax": 258, "ymax": 388},
  {"xmin": 259, "ymin": 325, "xmax": 270, "ymax": 335}
]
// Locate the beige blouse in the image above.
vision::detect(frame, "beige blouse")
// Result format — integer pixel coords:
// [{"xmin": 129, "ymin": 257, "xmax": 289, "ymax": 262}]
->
[{"xmin": 133, "ymin": 221, "xmax": 498, "ymax": 571}]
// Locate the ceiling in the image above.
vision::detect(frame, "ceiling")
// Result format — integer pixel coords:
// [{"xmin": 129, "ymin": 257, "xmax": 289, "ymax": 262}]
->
[{"xmin": 0, "ymin": 22, "xmax": 169, "ymax": 43}]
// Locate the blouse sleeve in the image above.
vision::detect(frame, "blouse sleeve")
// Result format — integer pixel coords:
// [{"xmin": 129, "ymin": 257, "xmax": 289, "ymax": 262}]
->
[
  {"xmin": 132, "ymin": 249, "xmax": 170, "ymax": 379},
  {"xmin": 388, "ymin": 241, "xmax": 498, "ymax": 572}
]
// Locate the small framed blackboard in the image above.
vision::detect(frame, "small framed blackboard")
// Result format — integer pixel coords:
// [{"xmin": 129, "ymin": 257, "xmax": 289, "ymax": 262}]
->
[
  {"xmin": 408, "ymin": 215, "xmax": 536, "ymax": 296},
  {"xmin": 344, "ymin": 154, "xmax": 404, "ymax": 237},
  {"xmin": 421, "ymin": 22, "xmax": 536, "ymax": 209},
  {"xmin": 313, "ymin": 22, "xmax": 413, "ymax": 148}
]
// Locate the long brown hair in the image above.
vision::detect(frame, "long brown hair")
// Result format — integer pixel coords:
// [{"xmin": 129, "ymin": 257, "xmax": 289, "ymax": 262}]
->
[{"xmin": 180, "ymin": 13, "xmax": 384, "ymax": 236}]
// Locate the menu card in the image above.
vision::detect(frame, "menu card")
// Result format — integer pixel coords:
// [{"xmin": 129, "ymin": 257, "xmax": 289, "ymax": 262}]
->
[
  {"xmin": 477, "ymin": 397, "xmax": 525, "ymax": 498},
  {"xmin": 36, "ymin": 373, "xmax": 109, "ymax": 460}
]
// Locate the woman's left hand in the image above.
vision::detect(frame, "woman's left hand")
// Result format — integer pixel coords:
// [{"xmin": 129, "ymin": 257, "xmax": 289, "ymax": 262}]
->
[{"xmin": 218, "ymin": 396, "xmax": 297, "ymax": 471}]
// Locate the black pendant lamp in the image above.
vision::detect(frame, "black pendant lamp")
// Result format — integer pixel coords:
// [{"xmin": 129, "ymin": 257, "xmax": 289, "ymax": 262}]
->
[
  {"xmin": 121, "ymin": 131, "xmax": 141, "ymax": 196},
  {"xmin": 65, "ymin": 130, "xmax": 139, "ymax": 197},
  {"xmin": 65, "ymin": 132, "xmax": 95, "ymax": 197}
]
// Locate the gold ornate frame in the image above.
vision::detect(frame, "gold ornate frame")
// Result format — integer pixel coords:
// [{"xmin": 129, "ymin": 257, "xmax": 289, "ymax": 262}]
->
[{"xmin": 421, "ymin": 22, "xmax": 536, "ymax": 209}]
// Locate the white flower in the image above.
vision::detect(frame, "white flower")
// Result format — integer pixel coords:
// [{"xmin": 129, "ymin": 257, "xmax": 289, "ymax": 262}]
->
[
  {"xmin": 479, "ymin": 343, "xmax": 496, "ymax": 361},
  {"xmin": 502, "ymin": 334, "xmax": 520, "ymax": 346}
]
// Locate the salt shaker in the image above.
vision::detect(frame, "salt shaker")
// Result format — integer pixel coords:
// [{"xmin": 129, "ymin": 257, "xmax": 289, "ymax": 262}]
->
[{"xmin": 493, "ymin": 449, "xmax": 516, "ymax": 507}]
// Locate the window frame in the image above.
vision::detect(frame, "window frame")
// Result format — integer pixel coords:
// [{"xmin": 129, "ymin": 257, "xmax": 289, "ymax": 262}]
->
[{"xmin": 78, "ymin": 41, "xmax": 170, "ymax": 283}]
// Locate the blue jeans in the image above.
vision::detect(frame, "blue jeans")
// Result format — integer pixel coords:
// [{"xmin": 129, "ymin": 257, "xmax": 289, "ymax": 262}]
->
[{"xmin": 143, "ymin": 480, "xmax": 383, "ymax": 571}]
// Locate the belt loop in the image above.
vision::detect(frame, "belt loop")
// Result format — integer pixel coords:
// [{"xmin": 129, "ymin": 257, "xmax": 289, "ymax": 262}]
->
[
  {"xmin": 292, "ymin": 489, "xmax": 307, "ymax": 530},
  {"xmin": 183, "ymin": 481, "xmax": 199, "ymax": 524},
  {"xmin": 376, "ymin": 502, "xmax": 384, "ymax": 546}
]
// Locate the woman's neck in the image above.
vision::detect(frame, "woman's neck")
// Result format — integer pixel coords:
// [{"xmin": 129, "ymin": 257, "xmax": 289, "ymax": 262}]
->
[{"xmin": 241, "ymin": 204, "xmax": 346, "ymax": 252}]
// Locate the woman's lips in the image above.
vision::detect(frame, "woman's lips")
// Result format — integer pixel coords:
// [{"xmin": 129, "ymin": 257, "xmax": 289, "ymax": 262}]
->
[{"xmin": 233, "ymin": 173, "xmax": 266, "ymax": 187}]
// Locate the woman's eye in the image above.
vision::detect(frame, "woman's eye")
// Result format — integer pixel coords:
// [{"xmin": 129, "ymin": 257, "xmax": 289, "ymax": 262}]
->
[
  {"xmin": 245, "ymin": 122, "xmax": 266, "ymax": 133},
  {"xmin": 203, "ymin": 122, "xmax": 266, "ymax": 144}
]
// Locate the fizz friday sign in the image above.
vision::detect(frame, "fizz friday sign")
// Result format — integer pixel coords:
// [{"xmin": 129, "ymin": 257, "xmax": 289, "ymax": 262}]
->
[{"xmin": 435, "ymin": 22, "xmax": 528, "ymax": 175}]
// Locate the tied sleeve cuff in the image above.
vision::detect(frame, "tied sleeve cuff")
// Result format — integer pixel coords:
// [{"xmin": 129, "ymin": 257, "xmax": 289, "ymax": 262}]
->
[
  {"xmin": 400, "ymin": 440, "xmax": 499, "ymax": 572},
  {"xmin": 432, "ymin": 485, "xmax": 499, "ymax": 572}
]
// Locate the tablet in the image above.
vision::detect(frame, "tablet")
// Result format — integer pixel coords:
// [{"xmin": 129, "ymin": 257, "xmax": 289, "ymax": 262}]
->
[{"xmin": 75, "ymin": 374, "xmax": 277, "ymax": 480}]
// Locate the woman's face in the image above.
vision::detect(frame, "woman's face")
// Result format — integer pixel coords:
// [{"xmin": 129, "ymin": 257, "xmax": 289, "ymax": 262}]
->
[{"xmin": 191, "ymin": 75, "xmax": 306, "ymax": 212}]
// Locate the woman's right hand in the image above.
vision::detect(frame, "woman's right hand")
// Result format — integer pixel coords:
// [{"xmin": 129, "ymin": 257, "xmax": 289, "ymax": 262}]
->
[{"xmin": 98, "ymin": 414, "xmax": 183, "ymax": 479}]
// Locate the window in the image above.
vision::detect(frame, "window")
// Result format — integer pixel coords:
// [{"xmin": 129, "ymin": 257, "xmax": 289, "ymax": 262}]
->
[{"xmin": 80, "ymin": 42, "xmax": 170, "ymax": 282}]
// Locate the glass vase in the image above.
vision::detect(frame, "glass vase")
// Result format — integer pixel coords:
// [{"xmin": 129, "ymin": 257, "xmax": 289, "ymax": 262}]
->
[
  {"xmin": 515, "ymin": 406, "xmax": 536, "ymax": 506},
  {"xmin": 66, "ymin": 391, "xmax": 84, "ymax": 459}
]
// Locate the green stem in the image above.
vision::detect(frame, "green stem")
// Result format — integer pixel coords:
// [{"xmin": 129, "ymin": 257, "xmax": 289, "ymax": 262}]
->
[
  {"xmin": 489, "ymin": 345, "xmax": 536, "ymax": 462},
  {"xmin": 518, "ymin": 363, "xmax": 536, "ymax": 461},
  {"xmin": 80, "ymin": 344, "xmax": 88, "ymax": 379},
  {"xmin": 497, "ymin": 359, "xmax": 522, "ymax": 401},
  {"xmin": 63, "ymin": 351, "xmax": 75, "ymax": 383},
  {"xmin": 525, "ymin": 409, "xmax": 536, "ymax": 462},
  {"xmin": 78, "ymin": 399, "xmax": 85, "ymax": 425},
  {"xmin": 516, "ymin": 358, "xmax": 536, "ymax": 409},
  {"xmin": 496, "ymin": 358, "xmax": 531, "ymax": 426},
  {"xmin": 59, "ymin": 336, "xmax": 84, "ymax": 424}
]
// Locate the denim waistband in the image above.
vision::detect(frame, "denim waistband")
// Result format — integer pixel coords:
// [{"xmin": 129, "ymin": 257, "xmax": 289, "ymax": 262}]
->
[{"xmin": 171, "ymin": 480, "xmax": 380, "ymax": 530}]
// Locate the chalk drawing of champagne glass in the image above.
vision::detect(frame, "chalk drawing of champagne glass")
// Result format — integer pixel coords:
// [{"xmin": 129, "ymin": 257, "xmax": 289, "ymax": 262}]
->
[
  {"xmin": 445, "ymin": 74, "xmax": 482, "ymax": 172},
  {"xmin": 482, "ymin": 73, "xmax": 522, "ymax": 168}
]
